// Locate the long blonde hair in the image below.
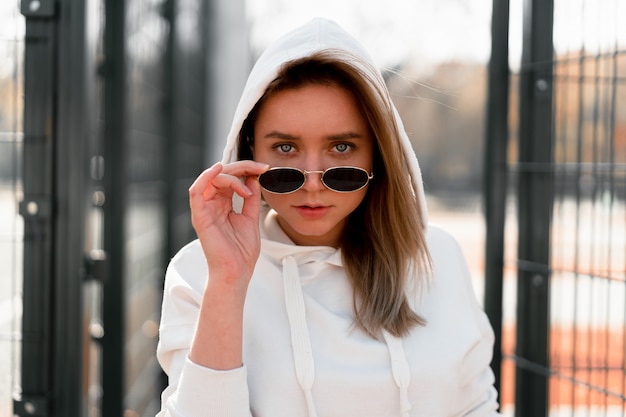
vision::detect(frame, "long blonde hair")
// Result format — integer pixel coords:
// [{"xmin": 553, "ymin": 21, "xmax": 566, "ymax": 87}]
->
[{"xmin": 239, "ymin": 50, "xmax": 431, "ymax": 338}]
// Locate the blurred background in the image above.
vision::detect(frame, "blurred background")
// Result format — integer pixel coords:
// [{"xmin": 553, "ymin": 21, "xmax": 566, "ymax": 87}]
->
[{"xmin": 1, "ymin": 0, "xmax": 625, "ymax": 416}]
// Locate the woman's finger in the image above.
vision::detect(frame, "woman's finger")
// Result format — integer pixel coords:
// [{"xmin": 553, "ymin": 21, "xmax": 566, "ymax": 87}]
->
[
  {"xmin": 220, "ymin": 160, "xmax": 270, "ymax": 178},
  {"xmin": 192, "ymin": 161, "xmax": 269, "ymax": 201},
  {"xmin": 240, "ymin": 174, "xmax": 263, "ymax": 220},
  {"xmin": 189, "ymin": 163, "xmax": 223, "ymax": 208},
  {"xmin": 209, "ymin": 173, "xmax": 254, "ymax": 198}
]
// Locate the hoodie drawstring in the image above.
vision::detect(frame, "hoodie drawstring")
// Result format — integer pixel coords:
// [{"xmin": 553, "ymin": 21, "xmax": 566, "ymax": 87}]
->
[
  {"xmin": 383, "ymin": 330, "xmax": 412, "ymax": 417},
  {"xmin": 282, "ymin": 256, "xmax": 319, "ymax": 417},
  {"xmin": 282, "ymin": 254, "xmax": 412, "ymax": 417}
]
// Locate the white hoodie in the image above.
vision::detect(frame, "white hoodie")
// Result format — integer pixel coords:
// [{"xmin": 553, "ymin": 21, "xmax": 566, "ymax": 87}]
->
[{"xmin": 157, "ymin": 18, "xmax": 501, "ymax": 417}]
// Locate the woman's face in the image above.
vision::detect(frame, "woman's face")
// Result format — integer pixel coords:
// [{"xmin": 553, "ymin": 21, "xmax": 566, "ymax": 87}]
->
[{"xmin": 253, "ymin": 82, "xmax": 374, "ymax": 247}]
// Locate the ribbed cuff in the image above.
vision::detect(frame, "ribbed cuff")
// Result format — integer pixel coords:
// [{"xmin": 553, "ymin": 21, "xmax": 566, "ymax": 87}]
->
[{"xmin": 173, "ymin": 357, "xmax": 250, "ymax": 417}]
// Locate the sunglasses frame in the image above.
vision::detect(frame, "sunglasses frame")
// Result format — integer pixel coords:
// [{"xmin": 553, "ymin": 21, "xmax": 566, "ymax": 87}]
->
[{"xmin": 259, "ymin": 166, "xmax": 374, "ymax": 194}]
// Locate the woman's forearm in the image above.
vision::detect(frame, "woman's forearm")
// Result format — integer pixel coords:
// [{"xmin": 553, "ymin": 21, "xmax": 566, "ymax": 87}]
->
[{"xmin": 189, "ymin": 275, "xmax": 248, "ymax": 370}]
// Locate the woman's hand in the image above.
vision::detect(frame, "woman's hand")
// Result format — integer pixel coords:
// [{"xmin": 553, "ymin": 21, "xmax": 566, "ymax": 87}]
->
[
  {"xmin": 189, "ymin": 161, "xmax": 269, "ymax": 288},
  {"xmin": 188, "ymin": 161, "xmax": 269, "ymax": 370}
]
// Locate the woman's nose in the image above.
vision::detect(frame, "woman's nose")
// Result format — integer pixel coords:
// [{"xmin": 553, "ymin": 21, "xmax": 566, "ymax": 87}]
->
[
  {"xmin": 301, "ymin": 169, "xmax": 326, "ymax": 191},
  {"xmin": 300, "ymin": 154, "xmax": 326, "ymax": 190}
]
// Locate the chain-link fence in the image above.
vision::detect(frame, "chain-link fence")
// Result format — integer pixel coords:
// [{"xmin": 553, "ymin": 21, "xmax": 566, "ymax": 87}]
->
[{"xmin": 485, "ymin": 0, "xmax": 626, "ymax": 415}]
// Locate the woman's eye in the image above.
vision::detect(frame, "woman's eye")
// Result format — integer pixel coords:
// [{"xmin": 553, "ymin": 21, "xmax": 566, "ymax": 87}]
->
[
  {"xmin": 334, "ymin": 143, "xmax": 351, "ymax": 153},
  {"xmin": 277, "ymin": 143, "xmax": 294, "ymax": 153}
]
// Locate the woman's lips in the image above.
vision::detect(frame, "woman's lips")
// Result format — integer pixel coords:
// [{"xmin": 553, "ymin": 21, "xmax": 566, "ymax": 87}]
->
[{"xmin": 295, "ymin": 205, "xmax": 330, "ymax": 219}]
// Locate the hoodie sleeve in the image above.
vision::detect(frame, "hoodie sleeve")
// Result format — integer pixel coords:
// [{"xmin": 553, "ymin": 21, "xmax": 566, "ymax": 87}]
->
[
  {"xmin": 156, "ymin": 241, "xmax": 252, "ymax": 417},
  {"xmin": 424, "ymin": 225, "xmax": 502, "ymax": 416},
  {"xmin": 441, "ymin": 230, "xmax": 503, "ymax": 417},
  {"xmin": 452, "ymin": 307, "xmax": 502, "ymax": 417}
]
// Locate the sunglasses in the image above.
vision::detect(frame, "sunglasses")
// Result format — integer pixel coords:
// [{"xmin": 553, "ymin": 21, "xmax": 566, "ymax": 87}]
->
[{"xmin": 258, "ymin": 166, "xmax": 374, "ymax": 194}]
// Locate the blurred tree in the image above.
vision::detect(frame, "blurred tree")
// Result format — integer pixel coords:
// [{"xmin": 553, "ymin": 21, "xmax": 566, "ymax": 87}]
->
[{"xmin": 387, "ymin": 61, "xmax": 487, "ymax": 196}]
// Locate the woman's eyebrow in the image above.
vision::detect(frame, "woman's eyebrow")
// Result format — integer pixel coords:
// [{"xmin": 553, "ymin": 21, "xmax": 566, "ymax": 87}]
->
[
  {"xmin": 262, "ymin": 131, "xmax": 300, "ymax": 140},
  {"xmin": 261, "ymin": 131, "xmax": 365, "ymax": 140},
  {"xmin": 326, "ymin": 132, "xmax": 364, "ymax": 140}
]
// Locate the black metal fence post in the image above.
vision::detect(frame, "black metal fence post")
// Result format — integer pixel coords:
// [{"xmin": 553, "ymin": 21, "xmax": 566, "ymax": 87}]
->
[
  {"xmin": 14, "ymin": 1, "xmax": 57, "ymax": 415},
  {"xmin": 483, "ymin": 0, "xmax": 511, "ymax": 397},
  {"xmin": 54, "ymin": 0, "xmax": 102, "ymax": 415},
  {"xmin": 515, "ymin": 0, "xmax": 555, "ymax": 415},
  {"xmin": 102, "ymin": 0, "xmax": 127, "ymax": 415}
]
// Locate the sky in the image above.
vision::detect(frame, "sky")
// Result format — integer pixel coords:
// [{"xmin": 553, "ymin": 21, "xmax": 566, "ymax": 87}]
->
[
  {"xmin": 3, "ymin": 0, "xmax": 625, "ymax": 79},
  {"xmin": 246, "ymin": 0, "xmax": 494, "ymax": 72},
  {"xmin": 246, "ymin": 0, "xmax": 626, "ymax": 73},
  {"xmin": 0, "ymin": 2, "xmax": 24, "ymax": 79},
  {"xmin": 0, "ymin": 0, "xmax": 493, "ymax": 80}
]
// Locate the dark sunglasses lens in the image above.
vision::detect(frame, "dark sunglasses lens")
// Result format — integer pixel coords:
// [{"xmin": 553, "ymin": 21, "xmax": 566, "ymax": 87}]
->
[
  {"xmin": 323, "ymin": 167, "xmax": 369, "ymax": 191},
  {"xmin": 259, "ymin": 168, "xmax": 305, "ymax": 193}
]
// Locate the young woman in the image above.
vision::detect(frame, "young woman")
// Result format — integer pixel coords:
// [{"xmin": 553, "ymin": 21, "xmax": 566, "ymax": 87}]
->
[{"xmin": 157, "ymin": 18, "xmax": 501, "ymax": 417}]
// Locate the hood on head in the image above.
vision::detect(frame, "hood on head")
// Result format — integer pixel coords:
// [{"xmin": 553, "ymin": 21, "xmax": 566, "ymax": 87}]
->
[{"xmin": 220, "ymin": 17, "xmax": 428, "ymax": 226}]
